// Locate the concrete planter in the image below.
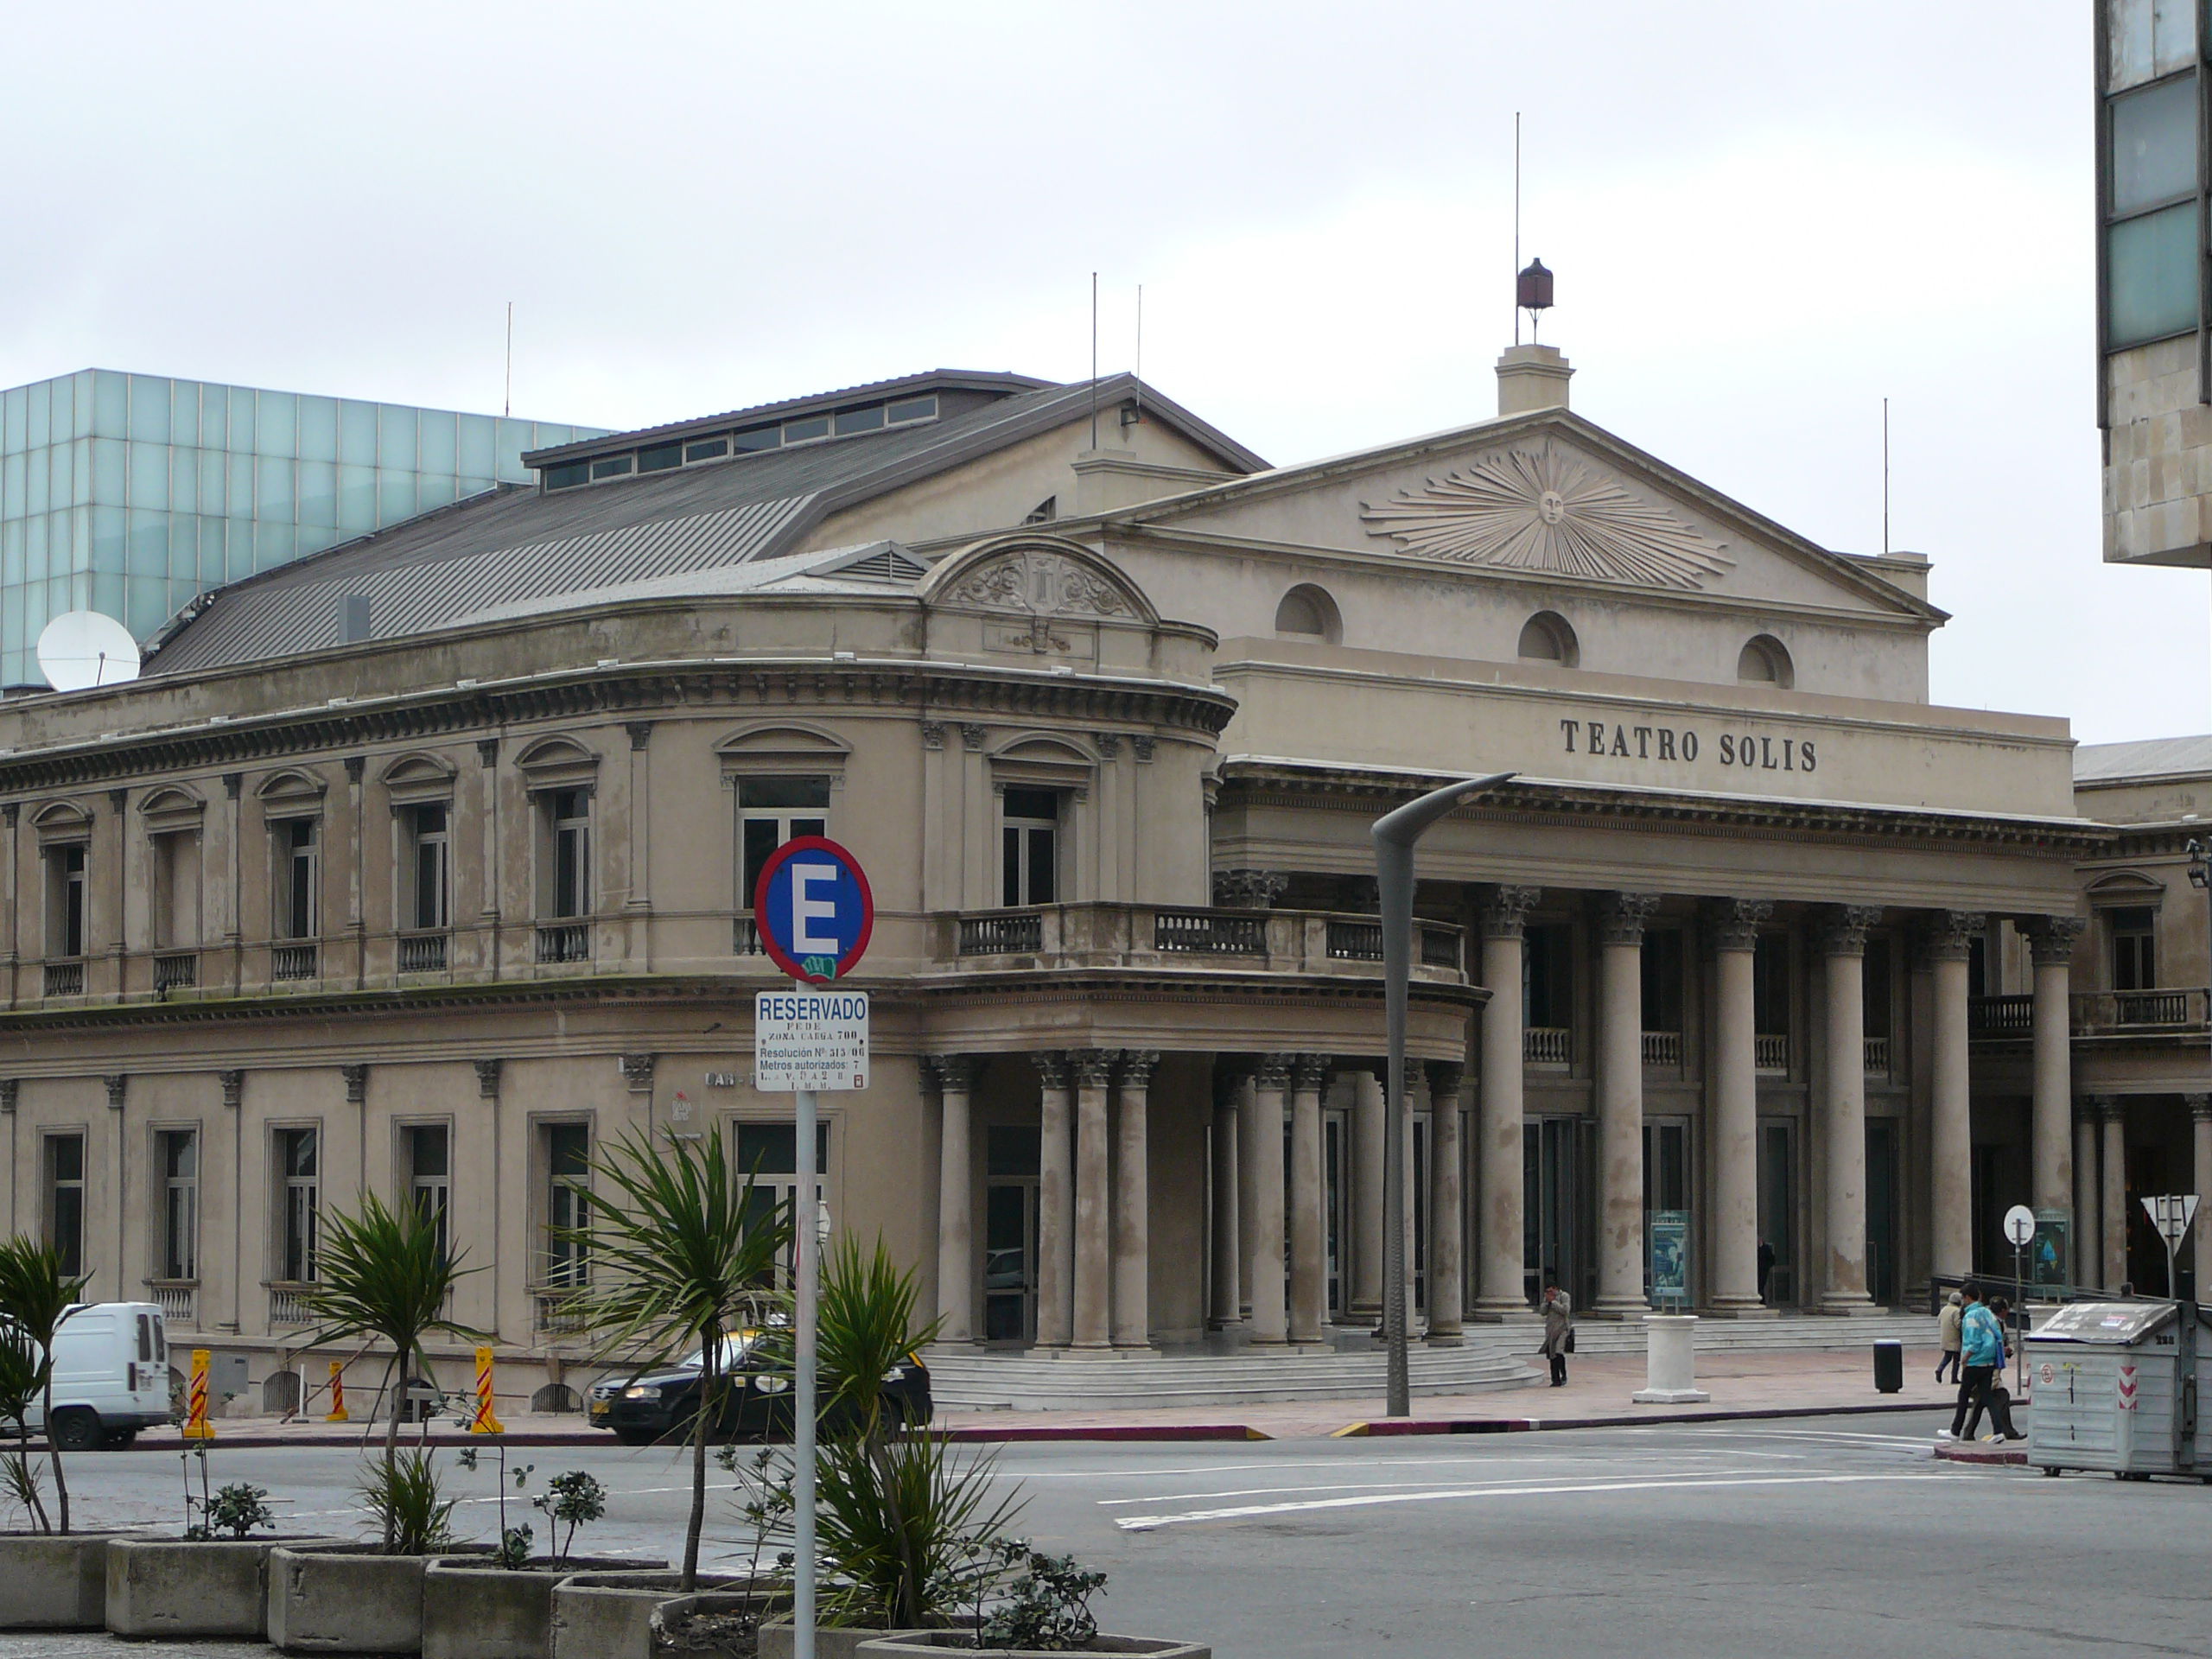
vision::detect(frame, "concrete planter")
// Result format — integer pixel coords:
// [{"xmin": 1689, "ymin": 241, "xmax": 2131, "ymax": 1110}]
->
[
  {"xmin": 0, "ymin": 1530, "xmax": 141, "ymax": 1630},
  {"xmin": 757, "ymin": 1621, "xmax": 934, "ymax": 1659},
  {"xmin": 421, "ymin": 1556, "xmax": 666, "ymax": 1659},
  {"xmin": 666, "ymin": 1593, "xmax": 821, "ymax": 1659},
  {"xmin": 856, "ymin": 1637, "xmax": 1210, "ymax": 1658},
  {"xmin": 267, "ymin": 1542, "xmax": 495, "ymax": 1655},
  {"xmin": 550, "ymin": 1573, "xmax": 764, "ymax": 1659},
  {"xmin": 106, "ymin": 1533, "xmax": 347, "ymax": 1638}
]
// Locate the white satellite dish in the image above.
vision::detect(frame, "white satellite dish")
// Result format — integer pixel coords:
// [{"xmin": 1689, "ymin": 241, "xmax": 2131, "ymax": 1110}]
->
[{"xmin": 36, "ymin": 611, "xmax": 142, "ymax": 692}]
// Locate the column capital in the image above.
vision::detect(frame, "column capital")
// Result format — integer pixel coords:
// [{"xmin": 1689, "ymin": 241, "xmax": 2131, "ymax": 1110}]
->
[
  {"xmin": 1815, "ymin": 904, "xmax": 1881, "ymax": 957},
  {"xmin": 104, "ymin": 1074, "xmax": 127, "ymax": 1111},
  {"xmin": 0, "ymin": 1080, "xmax": 14, "ymax": 1114},
  {"xmin": 1255, "ymin": 1052, "xmax": 1295, "ymax": 1091},
  {"xmin": 1291, "ymin": 1052, "xmax": 1331, "ymax": 1093},
  {"xmin": 1479, "ymin": 884, "xmax": 1541, "ymax": 939},
  {"xmin": 1918, "ymin": 909, "xmax": 1985, "ymax": 964},
  {"xmin": 473, "ymin": 1058, "xmax": 503, "ymax": 1099},
  {"xmin": 927, "ymin": 1053, "xmax": 977, "ymax": 1092},
  {"xmin": 1031, "ymin": 1050, "xmax": 1071, "ymax": 1090},
  {"xmin": 1426, "ymin": 1059, "xmax": 1465, "ymax": 1099},
  {"xmin": 1707, "ymin": 898, "xmax": 1772, "ymax": 953},
  {"xmin": 2022, "ymin": 914, "xmax": 2088, "ymax": 965},
  {"xmin": 618, "ymin": 1053, "xmax": 654, "ymax": 1096},
  {"xmin": 1599, "ymin": 891, "xmax": 1662, "ymax": 947},
  {"xmin": 2088, "ymin": 1093, "xmax": 2123, "ymax": 1122},
  {"xmin": 1070, "ymin": 1047, "xmax": 1116, "ymax": 1089},
  {"xmin": 1120, "ymin": 1050, "xmax": 1160, "ymax": 1089},
  {"xmin": 1211, "ymin": 868, "xmax": 1289, "ymax": 909},
  {"xmin": 2189, "ymin": 1093, "xmax": 2212, "ymax": 1122},
  {"xmin": 341, "ymin": 1063, "xmax": 370, "ymax": 1103},
  {"xmin": 219, "ymin": 1070, "xmax": 244, "ymax": 1110}
]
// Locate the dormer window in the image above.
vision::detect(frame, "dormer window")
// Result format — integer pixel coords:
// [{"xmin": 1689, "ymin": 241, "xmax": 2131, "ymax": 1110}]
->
[
  {"xmin": 539, "ymin": 393, "xmax": 944, "ymax": 490},
  {"xmin": 1025, "ymin": 497, "xmax": 1058, "ymax": 525}
]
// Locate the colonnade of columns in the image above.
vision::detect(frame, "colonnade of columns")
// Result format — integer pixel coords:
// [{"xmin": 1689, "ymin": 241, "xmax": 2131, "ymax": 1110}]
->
[{"xmin": 2075, "ymin": 1088, "xmax": 2212, "ymax": 1294}]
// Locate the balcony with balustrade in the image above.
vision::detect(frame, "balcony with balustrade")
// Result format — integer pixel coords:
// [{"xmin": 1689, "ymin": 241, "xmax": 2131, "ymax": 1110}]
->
[
  {"xmin": 267, "ymin": 1284, "xmax": 314, "ymax": 1328},
  {"xmin": 149, "ymin": 1281, "xmax": 196, "ymax": 1326},
  {"xmin": 1970, "ymin": 988, "xmax": 2211, "ymax": 1043},
  {"xmin": 397, "ymin": 931, "xmax": 449, "ymax": 974}
]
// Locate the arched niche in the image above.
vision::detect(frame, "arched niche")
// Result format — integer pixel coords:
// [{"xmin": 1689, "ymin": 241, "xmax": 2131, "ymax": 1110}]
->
[
  {"xmin": 1274, "ymin": 582, "xmax": 1344, "ymax": 645},
  {"xmin": 1738, "ymin": 633, "xmax": 1795, "ymax": 689},
  {"xmin": 1517, "ymin": 610, "xmax": 1580, "ymax": 667}
]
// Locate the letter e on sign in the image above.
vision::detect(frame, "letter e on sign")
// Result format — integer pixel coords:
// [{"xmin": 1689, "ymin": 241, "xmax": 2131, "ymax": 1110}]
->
[{"xmin": 753, "ymin": 836, "xmax": 875, "ymax": 984}]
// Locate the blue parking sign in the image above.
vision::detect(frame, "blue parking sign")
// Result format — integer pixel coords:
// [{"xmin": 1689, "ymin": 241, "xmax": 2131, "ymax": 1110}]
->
[{"xmin": 753, "ymin": 836, "xmax": 874, "ymax": 984}]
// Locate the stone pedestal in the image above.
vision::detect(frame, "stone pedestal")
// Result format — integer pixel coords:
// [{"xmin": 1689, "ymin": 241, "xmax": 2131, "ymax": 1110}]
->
[{"xmin": 1630, "ymin": 1314, "xmax": 1709, "ymax": 1404}]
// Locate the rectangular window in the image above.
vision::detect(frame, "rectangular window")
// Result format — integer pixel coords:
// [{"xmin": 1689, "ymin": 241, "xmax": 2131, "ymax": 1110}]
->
[
  {"xmin": 276, "ymin": 1128, "xmax": 318, "ymax": 1282},
  {"xmin": 543, "ymin": 789, "xmax": 591, "ymax": 919},
  {"xmin": 886, "ymin": 396, "xmax": 938, "ymax": 424},
  {"xmin": 407, "ymin": 804, "xmax": 451, "ymax": 931},
  {"xmin": 1522, "ymin": 921, "xmax": 1573, "ymax": 1031},
  {"xmin": 588, "ymin": 454, "xmax": 633, "ymax": 480},
  {"xmin": 683, "ymin": 438, "xmax": 729, "ymax": 463},
  {"xmin": 2102, "ymin": 8, "xmax": 2204, "ymax": 350},
  {"xmin": 151, "ymin": 830, "xmax": 202, "ymax": 949},
  {"xmin": 48, "ymin": 843, "xmax": 86, "ymax": 957},
  {"xmin": 637, "ymin": 442, "xmax": 683, "ymax": 474},
  {"xmin": 736, "ymin": 1121, "xmax": 830, "ymax": 1283},
  {"xmin": 2112, "ymin": 906, "xmax": 2158, "ymax": 990},
  {"xmin": 543, "ymin": 1122, "xmax": 591, "ymax": 1287},
  {"xmin": 45, "ymin": 1134, "xmax": 85, "ymax": 1279},
  {"xmin": 1640, "ymin": 929, "xmax": 1684, "ymax": 1033},
  {"xmin": 781, "ymin": 416, "xmax": 830, "ymax": 444},
  {"xmin": 158, "ymin": 1129, "xmax": 198, "ymax": 1281},
  {"xmin": 276, "ymin": 817, "xmax": 319, "ymax": 939},
  {"xmin": 733, "ymin": 425, "xmax": 782, "ymax": 453},
  {"xmin": 404, "ymin": 1124, "xmax": 451, "ymax": 1264},
  {"xmin": 738, "ymin": 777, "xmax": 830, "ymax": 912},
  {"xmin": 833, "ymin": 405, "xmax": 886, "ymax": 435},
  {"xmin": 1001, "ymin": 787, "xmax": 1059, "ymax": 907},
  {"xmin": 543, "ymin": 462, "xmax": 588, "ymax": 491}
]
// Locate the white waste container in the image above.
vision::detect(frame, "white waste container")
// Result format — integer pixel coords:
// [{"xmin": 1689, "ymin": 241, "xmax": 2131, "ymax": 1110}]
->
[{"xmin": 2024, "ymin": 1300, "xmax": 2206, "ymax": 1479}]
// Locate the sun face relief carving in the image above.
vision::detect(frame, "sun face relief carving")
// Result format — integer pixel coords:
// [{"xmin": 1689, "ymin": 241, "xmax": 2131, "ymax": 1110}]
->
[{"xmin": 1361, "ymin": 444, "xmax": 1735, "ymax": 590}]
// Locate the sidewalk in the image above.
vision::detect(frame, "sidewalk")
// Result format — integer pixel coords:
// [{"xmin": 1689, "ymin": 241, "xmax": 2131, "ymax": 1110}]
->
[{"xmin": 121, "ymin": 1348, "xmax": 1965, "ymax": 1450}]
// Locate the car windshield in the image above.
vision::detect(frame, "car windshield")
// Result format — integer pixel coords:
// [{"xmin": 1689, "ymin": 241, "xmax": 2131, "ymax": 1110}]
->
[{"xmin": 677, "ymin": 1332, "xmax": 760, "ymax": 1370}]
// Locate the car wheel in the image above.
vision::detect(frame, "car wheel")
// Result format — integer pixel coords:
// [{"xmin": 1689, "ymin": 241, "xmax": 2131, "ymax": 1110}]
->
[{"xmin": 50, "ymin": 1409, "xmax": 101, "ymax": 1452}]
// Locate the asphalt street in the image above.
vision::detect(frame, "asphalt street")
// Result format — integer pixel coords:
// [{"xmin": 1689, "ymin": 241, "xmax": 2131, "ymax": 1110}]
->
[{"xmin": 9, "ymin": 1409, "xmax": 2212, "ymax": 1657}]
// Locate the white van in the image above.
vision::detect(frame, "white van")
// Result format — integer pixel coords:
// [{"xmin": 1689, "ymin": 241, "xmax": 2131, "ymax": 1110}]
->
[{"xmin": 10, "ymin": 1302, "xmax": 175, "ymax": 1450}]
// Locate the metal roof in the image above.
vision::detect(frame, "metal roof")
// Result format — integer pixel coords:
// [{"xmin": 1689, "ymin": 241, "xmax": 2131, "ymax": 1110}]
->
[
  {"xmin": 2075, "ymin": 735, "xmax": 2212, "ymax": 783},
  {"xmin": 148, "ymin": 372, "xmax": 1262, "ymax": 676}
]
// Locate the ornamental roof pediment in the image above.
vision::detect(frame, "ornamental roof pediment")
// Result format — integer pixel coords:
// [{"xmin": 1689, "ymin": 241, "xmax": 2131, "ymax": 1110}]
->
[{"xmin": 1117, "ymin": 410, "xmax": 1940, "ymax": 624}]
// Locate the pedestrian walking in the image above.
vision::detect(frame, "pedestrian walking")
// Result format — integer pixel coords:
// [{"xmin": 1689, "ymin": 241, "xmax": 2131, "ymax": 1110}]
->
[
  {"xmin": 1945, "ymin": 1284, "xmax": 2003, "ymax": 1440},
  {"xmin": 1964, "ymin": 1296, "xmax": 2026, "ymax": 1441},
  {"xmin": 1936, "ymin": 1289, "xmax": 1964, "ymax": 1384},
  {"xmin": 1758, "ymin": 1239, "xmax": 1777, "ymax": 1305},
  {"xmin": 1540, "ymin": 1283, "xmax": 1573, "ymax": 1387}
]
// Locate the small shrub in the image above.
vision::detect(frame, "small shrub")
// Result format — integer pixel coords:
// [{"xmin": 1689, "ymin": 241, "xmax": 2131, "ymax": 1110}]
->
[
  {"xmin": 531, "ymin": 1470, "xmax": 607, "ymax": 1563},
  {"xmin": 204, "ymin": 1482, "xmax": 277, "ymax": 1539},
  {"xmin": 355, "ymin": 1448, "xmax": 455, "ymax": 1555},
  {"xmin": 496, "ymin": 1522, "xmax": 534, "ymax": 1570},
  {"xmin": 978, "ymin": 1548, "xmax": 1109, "ymax": 1652},
  {"xmin": 716, "ymin": 1443, "xmax": 794, "ymax": 1584}
]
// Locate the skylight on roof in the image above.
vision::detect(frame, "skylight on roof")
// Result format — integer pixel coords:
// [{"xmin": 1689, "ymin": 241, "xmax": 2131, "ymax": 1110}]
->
[{"xmin": 542, "ymin": 393, "xmax": 940, "ymax": 491}]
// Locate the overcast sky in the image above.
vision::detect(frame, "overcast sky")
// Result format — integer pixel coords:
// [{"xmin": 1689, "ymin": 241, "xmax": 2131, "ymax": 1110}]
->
[{"xmin": 3, "ymin": 3, "xmax": 2187, "ymax": 744}]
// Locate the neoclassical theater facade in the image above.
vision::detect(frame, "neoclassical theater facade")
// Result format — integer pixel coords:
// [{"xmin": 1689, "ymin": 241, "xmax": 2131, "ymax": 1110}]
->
[{"xmin": 0, "ymin": 352, "xmax": 2107, "ymax": 1407}]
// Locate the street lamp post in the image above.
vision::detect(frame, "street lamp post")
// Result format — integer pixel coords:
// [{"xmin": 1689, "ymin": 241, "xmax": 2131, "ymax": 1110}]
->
[{"xmin": 1373, "ymin": 772, "xmax": 1513, "ymax": 1418}]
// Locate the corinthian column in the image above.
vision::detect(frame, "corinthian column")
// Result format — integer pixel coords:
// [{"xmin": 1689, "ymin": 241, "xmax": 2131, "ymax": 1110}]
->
[
  {"xmin": 1596, "ymin": 892, "xmax": 1660, "ymax": 1316},
  {"xmin": 1708, "ymin": 899, "xmax": 1770, "ymax": 1314},
  {"xmin": 1817, "ymin": 905, "xmax": 1881, "ymax": 1313},
  {"xmin": 2098, "ymin": 1096, "xmax": 2128, "ymax": 1292},
  {"xmin": 1288, "ymin": 1053, "xmax": 1329, "ymax": 1344},
  {"xmin": 1070, "ymin": 1048, "xmax": 1115, "ymax": 1351},
  {"xmin": 929, "ymin": 1055, "xmax": 976, "ymax": 1344},
  {"xmin": 1923, "ymin": 912, "xmax": 1981, "ymax": 1284},
  {"xmin": 2023, "ymin": 916, "xmax": 2086, "ymax": 1220},
  {"xmin": 1426, "ymin": 1061, "xmax": 1465, "ymax": 1344},
  {"xmin": 1112, "ymin": 1051, "xmax": 1159, "ymax": 1350},
  {"xmin": 1033, "ymin": 1052, "xmax": 1072, "ymax": 1349},
  {"xmin": 1249, "ymin": 1054, "xmax": 1293, "ymax": 1344},
  {"xmin": 1475, "ymin": 885, "xmax": 1539, "ymax": 1319}
]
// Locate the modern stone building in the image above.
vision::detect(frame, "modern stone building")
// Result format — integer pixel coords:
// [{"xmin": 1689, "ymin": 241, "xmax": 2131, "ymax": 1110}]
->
[{"xmin": 0, "ymin": 353, "xmax": 2109, "ymax": 1411}]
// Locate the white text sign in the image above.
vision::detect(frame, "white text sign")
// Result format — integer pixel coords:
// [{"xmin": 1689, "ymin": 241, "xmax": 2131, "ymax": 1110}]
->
[{"xmin": 754, "ymin": 990, "xmax": 871, "ymax": 1092}]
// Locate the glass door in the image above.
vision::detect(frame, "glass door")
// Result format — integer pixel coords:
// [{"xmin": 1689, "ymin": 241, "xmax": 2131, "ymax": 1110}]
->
[
  {"xmin": 1523, "ymin": 1117, "xmax": 1586, "ymax": 1311},
  {"xmin": 1758, "ymin": 1119, "xmax": 1796, "ymax": 1307},
  {"xmin": 983, "ymin": 1126, "xmax": 1039, "ymax": 1344}
]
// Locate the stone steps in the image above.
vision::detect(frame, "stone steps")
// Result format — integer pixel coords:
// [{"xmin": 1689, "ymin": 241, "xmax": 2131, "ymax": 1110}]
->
[{"xmin": 928, "ymin": 1313, "xmax": 1943, "ymax": 1411}]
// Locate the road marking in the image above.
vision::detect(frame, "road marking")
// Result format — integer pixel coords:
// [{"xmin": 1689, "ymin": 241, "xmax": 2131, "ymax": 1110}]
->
[
  {"xmin": 1095, "ymin": 1466, "xmax": 1788, "ymax": 1505},
  {"xmin": 1114, "ymin": 1471, "xmax": 1940, "ymax": 1531}
]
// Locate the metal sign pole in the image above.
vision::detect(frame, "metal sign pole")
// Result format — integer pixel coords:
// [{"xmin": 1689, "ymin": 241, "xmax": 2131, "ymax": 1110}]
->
[
  {"xmin": 794, "ymin": 1068, "xmax": 817, "ymax": 1659},
  {"xmin": 2012, "ymin": 1242, "xmax": 2025, "ymax": 1402}
]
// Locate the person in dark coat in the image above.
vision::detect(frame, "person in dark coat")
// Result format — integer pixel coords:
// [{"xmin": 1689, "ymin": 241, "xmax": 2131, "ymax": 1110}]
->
[
  {"xmin": 1757, "ymin": 1239, "xmax": 1777, "ymax": 1305},
  {"xmin": 1539, "ymin": 1284, "xmax": 1573, "ymax": 1387}
]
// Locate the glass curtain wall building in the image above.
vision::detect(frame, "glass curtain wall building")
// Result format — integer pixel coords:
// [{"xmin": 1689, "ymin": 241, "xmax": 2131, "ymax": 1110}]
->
[{"xmin": 0, "ymin": 370, "xmax": 602, "ymax": 686}]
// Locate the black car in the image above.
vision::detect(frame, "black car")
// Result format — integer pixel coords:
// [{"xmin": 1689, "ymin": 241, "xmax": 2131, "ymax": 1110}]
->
[{"xmin": 588, "ymin": 1332, "xmax": 932, "ymax": 1446}]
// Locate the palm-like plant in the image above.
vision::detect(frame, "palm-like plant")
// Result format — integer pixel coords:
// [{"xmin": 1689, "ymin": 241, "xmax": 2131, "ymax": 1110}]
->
[
  {"xmin": 566, "ymin": 1127, "xmax": 791, "ymax": 1592},
  {"xmin": 0, "ymin": 1321, "xmax": 52, "ymax": 1532},
  {"xmin": 816, "ymin": 1235, "xmax": 942, "ymax": 1446},
  {"xmin": 296, "ymin": 1191, "xmax": 481, "ymax": 1550},
  {"xmin": 0, "ymin": 1236, "xmax": 87, "ymax": 1533}
]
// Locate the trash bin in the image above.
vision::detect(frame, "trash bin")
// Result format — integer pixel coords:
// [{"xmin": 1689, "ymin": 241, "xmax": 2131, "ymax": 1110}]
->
[
  {"xmin": 1872, "ymin": 1338, "xmax": 1903, "ymax": 1395},
  {"xmin": 2024, "ymin": 1301, "xmax": 2206, "ymax": 1478}
]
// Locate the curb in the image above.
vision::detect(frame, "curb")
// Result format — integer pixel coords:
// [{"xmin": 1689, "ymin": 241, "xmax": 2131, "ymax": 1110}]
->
[
  {"xmin": 1934, "ymin": 1440, "xmax": 2028, "ymax": 1465},
  {"xmin": 122, "ymin": 1429, "xmax": 609, "ymax": 1452},
  {"xmin": 1334, "ymin": 1398, "xmax": 1954, "ymax": 1436},
  {"xmin": 125, "ymin": 1423, "xmax": 1278, "ymax": 1451},
  {"xmin": 944, "ymin": 1424, "xmax": 1271, "ymax": 1443}
]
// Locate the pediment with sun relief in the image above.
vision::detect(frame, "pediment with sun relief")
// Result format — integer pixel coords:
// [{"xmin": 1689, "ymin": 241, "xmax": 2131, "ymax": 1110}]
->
[{"xmin": 1360, "ymin": 441, "xmax": 1735, "ymax": 591}]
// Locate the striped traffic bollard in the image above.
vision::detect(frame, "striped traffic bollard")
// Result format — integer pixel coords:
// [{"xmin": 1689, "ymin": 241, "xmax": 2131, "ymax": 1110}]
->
[
  {"xmin": 470, "ymin": 1345, "xmax": 505, "ymax": 1435},
  {"xmin": 181, "ymin": 1348, "xmax": 214, "ymax": 1441},
  {"xmin": 327, "ymin": 1360, "xmax": 349, "ymax": 1423}
]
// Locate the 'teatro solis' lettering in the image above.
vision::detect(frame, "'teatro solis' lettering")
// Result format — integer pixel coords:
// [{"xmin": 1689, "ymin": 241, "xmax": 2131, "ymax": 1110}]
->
[{"xmin": 1559, "ymin": 719, "xmax": 1816, "ymax": 774}]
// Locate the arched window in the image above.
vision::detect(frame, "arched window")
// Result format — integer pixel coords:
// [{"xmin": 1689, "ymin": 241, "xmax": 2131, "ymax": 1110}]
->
[
  {"xmin": 1516, "ymin": 611, "xmax": 1579, "ymax": 666},
  {"xmin": 1738, "ymin": 634, "xmax": 1794, "ymax": 688},
  {"xmin": 1274, "ymin": 583, "xmax": 1343, "ymax": 644}
]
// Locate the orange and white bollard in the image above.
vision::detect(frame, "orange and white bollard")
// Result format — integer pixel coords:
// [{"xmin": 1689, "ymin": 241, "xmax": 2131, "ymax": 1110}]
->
[
  {"xmin": 182, "ymin": 1348, "xmax": 214, "ymax": 1440},
  {"xmin": 469, "ymin": 1345, "xmax": 505, "ymax": 1434},
  {"xmin": 326, "ymin": 1360, "xmax": 349, "ymax": 1423}
]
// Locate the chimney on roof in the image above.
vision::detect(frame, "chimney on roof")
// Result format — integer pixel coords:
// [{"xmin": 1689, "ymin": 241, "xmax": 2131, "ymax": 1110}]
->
[{"xmin": 1496, "ymin": 344, "xmax": 1572, "ymax": 417}]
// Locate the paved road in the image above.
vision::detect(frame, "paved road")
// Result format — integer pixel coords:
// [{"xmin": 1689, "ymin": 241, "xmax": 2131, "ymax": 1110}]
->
[{"xmin": 10, "ymin": 1411, "xmax": 2212, "ymax": 1657}]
